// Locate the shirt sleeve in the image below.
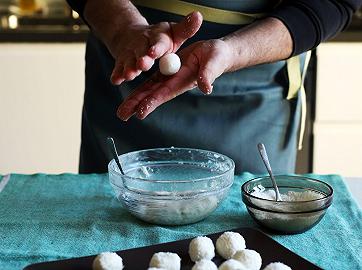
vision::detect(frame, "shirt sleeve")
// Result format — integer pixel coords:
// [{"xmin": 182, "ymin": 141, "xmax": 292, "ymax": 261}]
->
[
  {"xmin": 66, "ymin": 0, "xmax": 362, "ymax": 56},
  {"xmin": 269, "ymin": 0, "xmax": 362, "ymax": 56}
]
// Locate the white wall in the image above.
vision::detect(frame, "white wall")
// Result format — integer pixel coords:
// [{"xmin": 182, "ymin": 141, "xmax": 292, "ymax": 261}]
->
[
  {"xmin": 314, "ymin": 43, "xmax": 362, "ymax": 177},
  {"xmin": 0, "ymin": 43, "xmax": 85, "ymax": 174}
]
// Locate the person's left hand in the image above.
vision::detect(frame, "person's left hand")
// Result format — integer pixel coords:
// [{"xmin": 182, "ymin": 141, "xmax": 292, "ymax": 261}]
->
[{"xmin": 117, "ymin": 39, "xmax": 239, "ymax": 121}]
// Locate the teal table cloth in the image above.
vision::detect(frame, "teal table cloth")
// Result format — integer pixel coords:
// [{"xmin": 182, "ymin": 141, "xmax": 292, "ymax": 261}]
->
[{"xmin": 0, "ymin": 173, "xmax": 361, "ymax": 270}]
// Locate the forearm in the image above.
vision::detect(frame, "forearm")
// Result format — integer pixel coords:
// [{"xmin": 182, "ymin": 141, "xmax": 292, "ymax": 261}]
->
[
  {"xmin": 222, "ymin": 17, "xmax": 293, "ymax": 72},
  {"xmin": 83, "ymin": 0, "xmax": 147, "ymax": 47}
]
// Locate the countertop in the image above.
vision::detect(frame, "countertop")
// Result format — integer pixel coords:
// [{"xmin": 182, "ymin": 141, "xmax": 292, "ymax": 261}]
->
[{"xmin": 0, "ymin": 173, "xmax": 361, "ymax": 270}]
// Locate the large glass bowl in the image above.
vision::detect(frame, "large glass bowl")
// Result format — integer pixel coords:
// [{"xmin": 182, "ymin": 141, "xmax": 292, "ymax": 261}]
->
[
  {"xmin": 241, "ymin": 175, "xmax": 333, "ymax": 234},
  {"xmin": 108, "ymin": 148, "xmax": 235, "ymax": 225}
]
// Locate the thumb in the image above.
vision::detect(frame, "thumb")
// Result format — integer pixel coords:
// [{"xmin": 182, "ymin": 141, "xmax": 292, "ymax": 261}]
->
[
  {"xmin": 197, "ymin": 57, "xmax": 224, "ymax": 95},
  {"xmin": 171, "ymin": 11, "xmax": 203, "ymax": 51}
]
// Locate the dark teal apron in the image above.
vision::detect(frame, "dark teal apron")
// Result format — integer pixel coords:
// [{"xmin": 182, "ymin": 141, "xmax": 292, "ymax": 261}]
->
[{"xmin": 79, "ymin": 1, "xmax": 303, "ymax": 174}]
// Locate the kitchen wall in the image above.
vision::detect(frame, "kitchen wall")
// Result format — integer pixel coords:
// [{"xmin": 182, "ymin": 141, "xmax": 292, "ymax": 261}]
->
[
  {"xmin": 314, "ymin": 42, "xmax": 362, "ymax": 177},
  {"xmin": 0, "ymin": 43, "xmax": 85, "ymax": 174}
]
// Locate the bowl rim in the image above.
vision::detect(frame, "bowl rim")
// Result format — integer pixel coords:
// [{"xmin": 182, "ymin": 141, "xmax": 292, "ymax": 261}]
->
[
  {"xmin": 241, "ymin": 175, "xmax": 334, "ymax": 204},
  {"xmin": 244, "ymin": 202, "xmax": 331, "ymax": 214},
  {"xmin": 108, "ymin": 147, "xmax": 235, "ymax": 183}
]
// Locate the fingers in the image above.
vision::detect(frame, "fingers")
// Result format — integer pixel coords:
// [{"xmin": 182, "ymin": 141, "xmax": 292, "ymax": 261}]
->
[
  {"xmin": 110, "ymin": 35, "xmax": 151, "ymax": 85},
  {"xmin": 117, "ymin": 65, "xmax": 196, "ymax": 121},
  {"xmin": 147, "ymin": 12, "xmax": 203, "ymax": 59},
  {"xmin": 117, "ymin": 88, "xmax": 153, "ymax": 121},
  {"xmin": 147, "ymin": 38, "xmax": 170, "ymax": 59},
  {"xmin": 196, "ymin": 45, "xmax": 226, "ymax": 94},
  {"xmin": 136, "ymin": 56, "xmax": 155, "ymax": 71},
  {"xmin": 111, "ymin": 65, "xmax": 139, "ymax": 85},
  {"xmin": 111, "ymin": 12, "xmax": 202, "ymax": 85},
  {"xmin": 111, "ymin": 54, "xmax": 143, "ymax": 84},
  {"xmin": 136, "ymin": 66, "xmax": 197, "ymax": 119},
  {"xmin": 123, "ymin": 67, "xmax": 142, "ymax": 81},
  {"xmin": 117, "ymin": 74, "xmax": 164, "ymax": 120},
  {"xmin": 117, "ymin": 45, "xmax": 201, "ymax": 121},
  {"xmin": 197, "ymin": 60, "xmax": 218, "ymax": 95},
  {"xmin": 111, "ymin": 59, "xmax": 125, "ymax": 85},
  {"xmin": 171, "ymin": 11, "xmax": 203, "ymax": 50}
]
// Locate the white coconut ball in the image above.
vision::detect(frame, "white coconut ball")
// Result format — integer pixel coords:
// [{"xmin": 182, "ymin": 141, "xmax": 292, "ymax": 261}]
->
[
  {"xmin": 263, "ymin": 262, "xmax": 292, "ymax": 270},
  {"xmin": 218, "ymin": 259, "xmax": 247, "ymax": 270},
  {"xmin": 159, "ymin": 53, "xmax": 181, "ymax": 75},
  {"xmin": 216, "ymin": 232, "xmax": 246, "ymax": 259},
  {"xmin": 92, "ymin": 252, "xmax": 123, "ymax": 270},
  {"xmin": 232, "ymin": 249, "xmax": 262, "ymax": 270},
  {"xmin": 149, "ymin": 252, "xmax": 181, "ymax": 270},
  {"xmin": 189, "ymin": 236, "xmax": 215, "ymax": 262},
  {"xmin": 191, "ymin": 259, "xmax": 218, "ymax": 270}
]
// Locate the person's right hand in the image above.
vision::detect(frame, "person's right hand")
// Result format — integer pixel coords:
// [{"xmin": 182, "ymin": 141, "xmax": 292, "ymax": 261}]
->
[{"xmin": 108, "ymin": 11, "xmax": 203, "ymax": 85}]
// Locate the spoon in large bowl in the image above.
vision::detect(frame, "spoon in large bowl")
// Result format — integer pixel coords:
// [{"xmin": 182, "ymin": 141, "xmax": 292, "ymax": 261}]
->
[
  {"xmin": 257, "ymin": 143, "xmax": 282, "ymax": 201},
  {"xmin": 107, "ymin": 137, "xmax": 125, "ymax": 175}
]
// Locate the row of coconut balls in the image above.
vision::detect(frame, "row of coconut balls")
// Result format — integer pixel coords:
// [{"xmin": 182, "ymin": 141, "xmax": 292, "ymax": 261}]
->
[{"xmin": 93, "ymin": 231, "xmax": 292, "ymax": 270}]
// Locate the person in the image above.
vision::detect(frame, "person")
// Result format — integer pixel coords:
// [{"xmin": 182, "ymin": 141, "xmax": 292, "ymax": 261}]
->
[{"xmin": 66, "ymin": 0, "xmax": 361, "ymax": 174}]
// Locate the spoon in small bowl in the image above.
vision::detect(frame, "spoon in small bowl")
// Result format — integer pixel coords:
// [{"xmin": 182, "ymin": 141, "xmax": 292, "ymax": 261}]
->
[
  {"xmin": 257, "ymin": 143, "xmax": 282, "ymax": 201},
  {"xmin": 107, "ymin": 137, "xmax": 125, "ymax": 175}
]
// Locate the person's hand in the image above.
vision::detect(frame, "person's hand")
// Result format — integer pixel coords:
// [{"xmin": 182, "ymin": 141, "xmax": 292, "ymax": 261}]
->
[
  {"xmin": 117, "ymin": 39, "xmax": 240, "ymax": 121},
  {"xmin": 108, "ymin": 11, "xmax": 203, "ymax": 85}
]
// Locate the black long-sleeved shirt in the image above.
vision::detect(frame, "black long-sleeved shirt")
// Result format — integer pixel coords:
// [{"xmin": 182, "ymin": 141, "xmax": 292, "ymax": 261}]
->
[{"xmin": 66, "ymin": 0, "xmax": 362, "ymax": 56}]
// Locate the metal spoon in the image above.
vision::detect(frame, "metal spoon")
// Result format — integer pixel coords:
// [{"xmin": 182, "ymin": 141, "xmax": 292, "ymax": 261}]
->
[
  {"xmin": 257, "ymin": 143, "xmax": 282, "ymax": 201},
  {"xmin": 107, "ymin": 137, "xmax": 125, "ymax": 175}
]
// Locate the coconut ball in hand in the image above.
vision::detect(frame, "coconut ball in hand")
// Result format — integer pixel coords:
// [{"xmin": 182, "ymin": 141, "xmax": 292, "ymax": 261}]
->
[
  {"xmin": 159, "ymin": 53, "xmax": 181, "ymax": 75},
  {"xmin": 149, "ymin": 252, "xmax": 181, "ymax": 270},
  {"xmin": 216, "ymin": 232, "xmax": 246, "ymax": 259},
  {"xmin": 92, "ymin": 252, "xmax": 123, "ymax": 270},
  {"xmin": 232, "ymin": 249, "xmax": 262, "ymax": 270},
  {"xmin": 189, "ymin": 236, "xmax": 215, "ymax": 262}
]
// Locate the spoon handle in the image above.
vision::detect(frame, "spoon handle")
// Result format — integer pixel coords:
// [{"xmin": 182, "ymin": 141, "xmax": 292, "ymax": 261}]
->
[
  {"xmin": 107, "ymin": 137, "xmax": 125, "ymax": 175},
  {"xmin": 257, "ymin": 143, "xmax": 282, "ymax": 201}
]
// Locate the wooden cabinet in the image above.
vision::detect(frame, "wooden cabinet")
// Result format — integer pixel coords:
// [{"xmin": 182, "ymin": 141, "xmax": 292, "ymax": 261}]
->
[
  {"xmin": 314, "ymin": 43, "xmax": 362, "ymax": 176},
  {"xmin": 0, "ymin": 43, "xmax": 85, "ymax": 174}
]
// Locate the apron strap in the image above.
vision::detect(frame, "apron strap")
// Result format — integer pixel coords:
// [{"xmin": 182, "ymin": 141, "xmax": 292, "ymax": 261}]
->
[
  {"xmin": 286, "ymin": 52, "xmax": 312, "ymax": 150},
  {"xmin": 132, "ymin": 0, "xmax": 265, "ymax": 25}
]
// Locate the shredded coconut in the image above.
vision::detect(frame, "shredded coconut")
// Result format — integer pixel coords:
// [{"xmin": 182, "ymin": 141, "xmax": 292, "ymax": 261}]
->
[
  {"xmin": 248, "ymin": 186, "xmax": 327, "ymax": 231},
  {"xmin": 251, "ymin": 185, "xmax": 324, "ymax": 202}
]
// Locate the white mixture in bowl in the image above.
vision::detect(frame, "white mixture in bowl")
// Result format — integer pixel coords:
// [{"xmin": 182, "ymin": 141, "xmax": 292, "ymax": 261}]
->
[
  {"xmin": 251, "ymin": 187, "xmax": 324, "ymax": 202},
  {"xmin": 248, "ymin": 185, "xmax": 327, "ymax": 231},
  {"xmin": 250, "ymin": 185, "xmax": 325, "ymax": 212},
  {"xmin": 134, "ymin": 195, "xmax": 220, "ymax": 225}
]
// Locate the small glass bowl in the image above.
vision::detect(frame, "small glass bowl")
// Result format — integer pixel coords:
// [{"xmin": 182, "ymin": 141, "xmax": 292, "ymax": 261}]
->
[
  {"xmin": 108, "ymin": 147, "xmax": 235, "ymax": 225},
  {"xmin": 241, "ymin": 175, "xmax": 333, "ymax": 234}
]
